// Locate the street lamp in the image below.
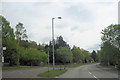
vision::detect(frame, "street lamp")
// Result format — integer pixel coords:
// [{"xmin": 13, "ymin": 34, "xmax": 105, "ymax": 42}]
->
[{"xmin": 52, "ymin": 17, "xmax": 62, "ymax": 70}]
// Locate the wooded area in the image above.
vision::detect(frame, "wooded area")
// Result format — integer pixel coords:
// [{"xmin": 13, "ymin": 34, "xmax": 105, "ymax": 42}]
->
[{"xmin": 97, "ymin": 24, "xmax": 120, "ymax": 69}]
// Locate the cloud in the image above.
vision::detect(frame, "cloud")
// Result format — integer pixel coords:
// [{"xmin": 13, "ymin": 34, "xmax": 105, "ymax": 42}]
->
[
  {"xmin": 1, "ymin": 1, "xmax": 118, "ymax": 52},
  {"xmin": 2, "ymin": 0, "xmax": 119, "ymax": 2},
  {"xmin": 86, "ymin": 43, "xmax": 101, "ymax": 52},
  {"xmin": 64, "ymin": 3, "xmax": 94, "ymax": 23}
]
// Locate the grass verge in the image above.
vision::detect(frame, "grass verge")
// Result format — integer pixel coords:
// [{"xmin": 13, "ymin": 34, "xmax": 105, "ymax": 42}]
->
[
  {"xmin": 2, "ymin": 63, "xmax": 92, "ymax": 70},
  {"xmin": 99, "ymin": 64, "xmax": 118, "ymax": 70},
  {"xmin": 2, "ymin": 66, "xmax": 41, "ymax": 70},
  {"xmin": 37, "ymin": 69, "xmax": 67, "ymax": 77},
  {"xmin": 42, "ymin": 63, "xmax": 92, "ymax": 68}
]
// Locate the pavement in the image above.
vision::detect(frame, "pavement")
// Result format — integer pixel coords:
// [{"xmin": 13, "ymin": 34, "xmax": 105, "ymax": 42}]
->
[{"xmin": 2, "ymin": 63, "xmax": 119, "ymax": 79}]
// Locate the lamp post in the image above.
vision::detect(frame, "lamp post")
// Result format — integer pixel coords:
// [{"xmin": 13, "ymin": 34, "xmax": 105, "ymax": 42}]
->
[{"xmin": 52, "ymin": 17, "xmax": 62, "ymax": 70}]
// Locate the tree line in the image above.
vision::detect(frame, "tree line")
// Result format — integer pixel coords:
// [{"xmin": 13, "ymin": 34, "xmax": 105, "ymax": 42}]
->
[
  {"xmin": 97, "ymin": 24, "xmax": 120, "ymax": 70},
  {"xmin": 1, "ymin": 15, "xmax": 97, "ymax": 66},
  {"xmin": 1, "ymin": 15, "xmax": 48, "ymax": 66}
]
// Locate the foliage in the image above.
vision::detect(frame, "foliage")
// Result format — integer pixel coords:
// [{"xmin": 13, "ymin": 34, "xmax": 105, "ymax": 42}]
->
[
  {"xmin": 55, "ymin": 36, "xmax": 70, "ymax": 48},
  {"xmin": 1, "ymin": 16, "xmax": 15, "ymax": 39},
  {"xmin": 100, "ymin": 24, "xmax": 120, "ymax": 69},
  {"xmin": 3, "ymin": 38, "xmax": 19, "ymax": 66},
  {"xmin": 1, "ymin": 15, "xmax": 48, "ymax": 66},
  {"xmin": 1, "ymin": 15, "xmax": 19, "ymax": 66},
  {"xmin": 101, "ymin": 24, "xmax": 120, "ymax": 50},
  {"xmin": 1, "ymin": 15, "xmax": 95, "ymax": 67},
  {"xmin": 100, "ymin": 41, "xmax": 119, "ymax": 66},
  {"xmin": 37, "ymin": 43, "xmax": 46, "ymax": 51},
  {"xmin": 20, "ymin": 48, "xmax": 48, "ymax": 66},
  {"xmin": 71, "ymin": 46, "xmax": 92, "ymax": 63},
  {"xmin": 48, "ymin": 36, "xmax": 70, "ymax": 63},
  {"xmin": 71, "ymin": 46, "xmax": 82, "ymax": 63},
  {"xmin": 56, "ymin": 47, "xmax": 73, "ymax": 64},
  {"xmin": 15, "ymin": 22, "xmax": 28, "ymax": 41},
  {"xmin": 80, "ymin": 49, "xmax": 92, "ymax": 63},
  {"xmin": 91, "ymin": 50, "xmax": 97, "ymax": 62}
]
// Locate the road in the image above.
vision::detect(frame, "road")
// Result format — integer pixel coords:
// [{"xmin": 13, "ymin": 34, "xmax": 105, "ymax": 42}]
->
[
  {"xmin": 2, "ymin": 63, "xmax": 119, "ymax": 79},
  {"xmin": 59, "ymin": 63, "xmax": 118, "ymax": 79}
]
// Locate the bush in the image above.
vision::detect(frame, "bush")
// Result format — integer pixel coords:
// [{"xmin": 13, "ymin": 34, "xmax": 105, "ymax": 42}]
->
[{"xmin": 20, "ymin": 48, "xmax": 48, "ymax": 66}]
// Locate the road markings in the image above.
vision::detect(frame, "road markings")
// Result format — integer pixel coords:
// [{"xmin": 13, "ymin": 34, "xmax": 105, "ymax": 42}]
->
[
  {"xmin": 93, "ymin": 75, "xmax": 97, "ymax": 78},
  {"xmin": 55, "ymin": 76, "xmax": 58, "ymax": 78},
  {"xmin": 89, "ymin": 72, "xmax": 92, "ymax": 74},
  {"xmin": 88, "ymin": 71, "xmax": 99, "ymax": 80}
]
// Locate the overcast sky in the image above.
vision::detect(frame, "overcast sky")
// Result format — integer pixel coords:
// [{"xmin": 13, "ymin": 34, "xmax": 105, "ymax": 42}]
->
[{"xmin": 1, "ymin": 0, "xmax": 119, "ymax": 52}]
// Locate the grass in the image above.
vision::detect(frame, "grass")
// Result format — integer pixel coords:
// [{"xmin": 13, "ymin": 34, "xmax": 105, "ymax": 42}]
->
[
  {"xmin": 2, "ymin": 63, "xmax": 92, "ymax": 70},
  {"xmin": 37, "ymin": 69, "xmax": 67, "ymax": 77},
  {"xmin": 2, "ymin": 66, "xmax": 41, "ymax": 70},
  {"xmin": 41, "ymin": 64, "xmax": 60, "ymax": 68},
  {"xmin": 99, "ymin": 64, "xmax": 118, "ymax": 70},
  {"xmin": 107, "ymin": 66, "xmax": 118, "ymax": 70},
  {"xmin": 41, "ymin": 63, "xmax": 92, "ymax": 68}
]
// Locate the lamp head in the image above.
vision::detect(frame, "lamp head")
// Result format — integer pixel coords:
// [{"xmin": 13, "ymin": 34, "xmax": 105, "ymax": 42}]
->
[{"xmin": 58, "ymin": 17, "xmax": 62, "ymax": 19}]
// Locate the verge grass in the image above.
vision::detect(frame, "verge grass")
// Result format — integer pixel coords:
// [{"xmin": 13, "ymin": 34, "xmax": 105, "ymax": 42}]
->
[{"xmin": 37, "ymin": 69, "xmax": 67, "ymax": 77}]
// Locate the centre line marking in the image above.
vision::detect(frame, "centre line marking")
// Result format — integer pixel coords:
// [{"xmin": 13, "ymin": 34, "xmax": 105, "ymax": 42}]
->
[
  {"xmin": 55, "ymin": 76, "xmax": 58, "ymax": 78},
  {"xmin": 89, "ymin": 72, "xmax": 92, "ymax": 74},
  {"xmin": 93, "ymin": 75, "xmax": 97, "ymax": 78},
  {"xmin": 88, "ymin": 71, "xmax": 99, "ymax": 80}
]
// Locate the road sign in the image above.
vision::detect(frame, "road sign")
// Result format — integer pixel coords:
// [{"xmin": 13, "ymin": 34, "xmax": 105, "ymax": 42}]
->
[
  {"xmin": 2, "ymin": 57, "xmax": 4, "ymax": 63},
  {"xmin": 3, "ymin": 47, "xmax": 6, "ymax": 50}
]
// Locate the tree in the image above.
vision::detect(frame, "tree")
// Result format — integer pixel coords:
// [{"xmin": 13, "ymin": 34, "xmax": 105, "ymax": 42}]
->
[
  {"xmin": 100, "ymin": 41, "xmax": 119, "ymax": 66},
  {"xmin": 91, "ymin": 50, "xmax": 97, "ymax": 62},
  {"xmin": 48, "ymin": 36, "xmax": 70, "ymax": 63},
  {"xmin": 101, "ymin": 24, "xmax": 120, "ymax": 50},
  {"xmin": 100, "ymin": 24, "xmax": 120, "ymax": 68},
  {"xmin": 15, "ymin": 22, "xmax": 28, "ymax": 41},
  {"xmin": 96, "ymin": 50, "xmax": 101, "ymax": 62},
  {"xmin": 56, "ymin": 47, "xmax": 73, "ymax": 64},
  {"xmin": 15, "ymin": 22, "xmax": 28, "ymax": 65},
  {"xmin": 81, "ymin": 49, "xmax": 92, "ymax": 63},
  {"xmin": 3, "ymin": 38, "xmax": 19, "ymax": 66},
  {"xmin": 37, "ymin": 43, "xmax": 46, "ymax": 51},
  {"xmin": 19, "ymin": 40, "xmax": 31, "ymax": 48},
  {"xmin": 1, "ymin": 15, "xmax": 19, "ymax": 66},
  {"xmin": 71, "ymin": 46, "xmax": 82, "ymax": 63},
  {"xmin": 29, "ymin": 40, "xmax": 37, "ymax": 48},
  {"xmin": 19, "ymin": 48, "xmax": 48, "ymax": 66},
  {"xmin": 1, "ymin": 15, "xmax": 15, "ymax": 39},
  {"xmin": 71, "ymin": 46, "xmax": 92, "ymax": 64},
  {"xmin": 55, "ymin": 36, "xmax": 70, "ymax": 49}
]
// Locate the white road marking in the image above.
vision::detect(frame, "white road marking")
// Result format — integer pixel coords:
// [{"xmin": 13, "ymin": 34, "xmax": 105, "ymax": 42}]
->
[
  {"xmin": 93, "ymin": 75, "xmax": 97, "ymax": 78},
  {"xmin": 89, "ymin": 72, "xmax": 92, "ymax": 74},
  {"xmin": 88, "ymin": 71, "xmax": 99, "ymax": 80}
]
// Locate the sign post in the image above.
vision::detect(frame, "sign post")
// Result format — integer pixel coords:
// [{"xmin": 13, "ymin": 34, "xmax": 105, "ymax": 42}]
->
[{"xmin": 2, "ymin": 47, "xmax": 6, "ymax": 63}]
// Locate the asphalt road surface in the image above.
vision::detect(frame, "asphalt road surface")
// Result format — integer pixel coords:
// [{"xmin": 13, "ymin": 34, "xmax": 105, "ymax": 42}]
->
[
  {"xmin": 58, "ymin": 63, "xmax": 118, "ymax": 79},
  {"xmin": 2, "ymin": 67, "xmax": 52, "ymax": 78},
  {"xmin": 2, "ymin": 63, "xmax": 119, "ymax": 79}
]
